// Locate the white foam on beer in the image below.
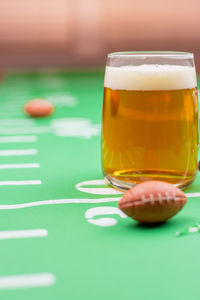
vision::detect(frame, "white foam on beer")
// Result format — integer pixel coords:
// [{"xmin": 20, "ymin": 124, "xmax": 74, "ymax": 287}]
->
[{"xmin": 104, "ymin": 64, "xmax": 197, "ymax": 90}]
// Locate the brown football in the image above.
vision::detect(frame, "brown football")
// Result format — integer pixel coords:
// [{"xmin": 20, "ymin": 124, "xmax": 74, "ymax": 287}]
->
[
  {"xmin": 24, "ymin": 99, "xmax": 54, "ymax": 118},
  {"xmin": 118, "ymin": 181, "xmax": 187, "ymax": 224}
]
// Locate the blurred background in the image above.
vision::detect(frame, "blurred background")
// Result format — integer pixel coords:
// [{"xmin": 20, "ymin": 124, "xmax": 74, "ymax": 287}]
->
[{"xmin": 0, "ymin": 0, "xmax": 199, "ymax": 69}]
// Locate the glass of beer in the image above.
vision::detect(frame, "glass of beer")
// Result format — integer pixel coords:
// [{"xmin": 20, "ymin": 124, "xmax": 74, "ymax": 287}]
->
[{"xmin": 102, "ymin": 51, "xmax": 199, "ymax": 190}]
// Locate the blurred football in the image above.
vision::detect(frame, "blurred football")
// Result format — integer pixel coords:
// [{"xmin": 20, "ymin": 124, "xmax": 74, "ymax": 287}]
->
[
  {"xmin": 118, "ymin": 181, "xmax": 187, "ymax": 224},
  {"xmin": 24, "ymin": 98, "xmax": 54, "ymax": 118}
]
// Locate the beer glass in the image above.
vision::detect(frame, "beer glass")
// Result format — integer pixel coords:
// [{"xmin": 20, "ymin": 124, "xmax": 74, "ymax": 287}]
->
[{"xmin": 102, "ymin": 51, "xmax": 199, "ymax": 190}]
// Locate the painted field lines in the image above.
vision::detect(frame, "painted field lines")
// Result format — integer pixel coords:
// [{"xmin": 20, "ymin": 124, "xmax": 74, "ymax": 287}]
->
[
  {"xmin": 0, "ymin": 180, "xmax": 42, "ymax": 186},
  {"xmin": 0, "ymin": 163, "xmax": 40, "ymax": 169},
  {"xmin": 0, "ymin": 191, "xmax": 197, "ymax": 210},
  {"xmin": 0, "ymin": 149, "xmax": 38, "ymax": 156},
  {"xmin": 0, "ymin": 229, "xmax": 48, "ymax": 240},
  {"xmin": 0, "ymin": 127, "xmax": 51, "ymax": 135},
  {"xmin": 76, "ymin": 179, "xmax": 122, "ymax": 195},
  {"xmin": 0, "ymin": 273, "xmax": 55, "ymax": 290},
  {"xmin": 0, "ymin": 112, "xmax": 22, "ymax": 117},
  {"xmin": 85, "ymin": 207, "xmax": 127, "ymax": 227},
  {"xmin": 0, "ymin": 119, "xmax": 35, "ymax": 125},
  {"xmin": 0, "ymin": 197, "xmax": 120, "ymax": 210},
  {"xmin": 0, "ymin": 136, "xmax": 37, "ymax": 143},
  {"xmin": 0, "ymin": 106, "xmax": 22, "ymax": 112}
]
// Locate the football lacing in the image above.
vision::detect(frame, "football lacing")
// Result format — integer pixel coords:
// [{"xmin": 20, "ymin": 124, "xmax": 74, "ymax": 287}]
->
[{"xmin": 139, "ymin": 191, "xmax": 180, "ymax": 205}]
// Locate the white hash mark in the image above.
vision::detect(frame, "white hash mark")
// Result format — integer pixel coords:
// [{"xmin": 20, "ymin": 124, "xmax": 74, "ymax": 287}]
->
[{"xmin": 0, "ymin": 273, "xmax": 55, "ymax": 290}]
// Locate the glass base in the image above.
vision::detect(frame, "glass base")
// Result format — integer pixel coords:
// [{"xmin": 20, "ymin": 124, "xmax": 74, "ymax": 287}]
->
[{"xmin": 105, "ymin": 170, "xmax": 196, "ymax": 191}]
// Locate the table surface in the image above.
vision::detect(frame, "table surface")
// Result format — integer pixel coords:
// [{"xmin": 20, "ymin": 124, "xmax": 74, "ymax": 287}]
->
[{"xmin": 0, "ymin": 70, "xmax": 200, "ymax": 300}]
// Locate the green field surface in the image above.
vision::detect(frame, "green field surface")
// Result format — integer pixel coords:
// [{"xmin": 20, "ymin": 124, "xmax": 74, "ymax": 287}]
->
[{"xmin": 0, "ymin": 70, "xmax": 199, "ymax": 300}]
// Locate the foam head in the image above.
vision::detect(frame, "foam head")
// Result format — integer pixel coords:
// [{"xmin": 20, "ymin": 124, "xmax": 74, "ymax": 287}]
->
[{"xmin": 104, "ymin": 64, "xmax": 197, "ymax": 90}]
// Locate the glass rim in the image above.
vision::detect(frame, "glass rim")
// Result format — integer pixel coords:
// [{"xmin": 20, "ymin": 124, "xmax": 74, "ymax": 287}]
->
[{"xmin": 108, "ymin": 51, "xmax": 194, "ymax": 59}]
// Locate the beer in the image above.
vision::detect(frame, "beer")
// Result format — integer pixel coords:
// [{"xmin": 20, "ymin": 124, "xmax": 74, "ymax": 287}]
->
[{"xmin": 102, "ymin": 64, "xmax": 198, "ymax": 189}]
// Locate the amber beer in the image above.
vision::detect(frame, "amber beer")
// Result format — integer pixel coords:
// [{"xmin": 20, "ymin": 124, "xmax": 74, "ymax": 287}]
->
[{"xmin": 102, "ymin": 64, "xmax": 199, "ymax": 189}]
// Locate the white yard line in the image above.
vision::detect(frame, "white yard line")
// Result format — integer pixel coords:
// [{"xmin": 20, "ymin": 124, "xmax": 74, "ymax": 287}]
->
[
  {"xmin": 0, "ymin": 112, "xmax": 22, "ymax": 116},
  {"xmin": 0, "ymin": 192, "xmax": 197, "ymax": 210},
  {"xmin": 75, "ymin": 187, "xmax": 122, "ymax": 195},
  {"xmin": 185, "ymin": 192, "xmax": 200, "ymax": 198},
  {"xmin": 0, "ymin": 229, "xmax": 48, "ymax": 240},
  {"xmin": 0, "ymin": 273, "xmax": 55, "ymax": 290},
  {"xmin": 75, "ymin": 179, "xmax": 123, "ymax": 195},
  {"xmin": 0, "ymin": 136, "xmax": 37, "ymax": 143},
  {"xmin": 0, "ymin": 149, "xmax": 38, "ymax": 156},
  {"xmin": 0, "ymin": 107, "xmax": 21, "ymax": 111},
  {"xmin": 0, "ymin": 127, "xmax": 51, "ymax": 134},
  {"xmin": 0, "ymin": 180, "xmax": 42, "ymax": 186},
  {"xmin": 0, "ymin": 197, "xmax": 121, "ymax": 210},
  {"xmin": 0, "ymin": 119, "xmax": 34, "ymax": 124},
  {"xmin": 0, "ymin": 163, "xmax": 40, "ymax": 169}
]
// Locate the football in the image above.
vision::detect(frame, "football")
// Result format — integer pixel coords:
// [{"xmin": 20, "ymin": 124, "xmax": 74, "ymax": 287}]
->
[
  {"xmin": 118, "ymin": 181, "xmax": 187, "ymax": 224},
  {"xmin": 24, "ymin": 98, "xmax": 54, "ymax": 118}
]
